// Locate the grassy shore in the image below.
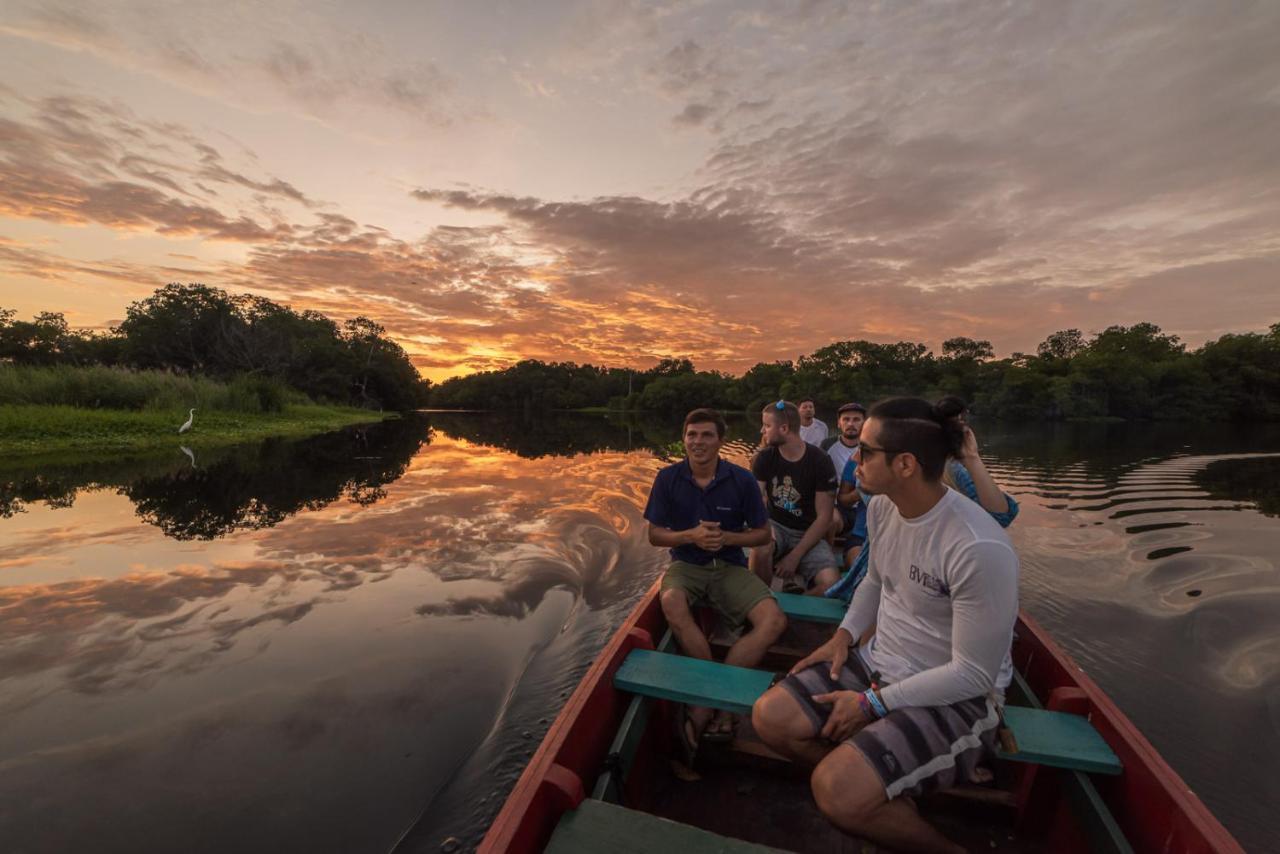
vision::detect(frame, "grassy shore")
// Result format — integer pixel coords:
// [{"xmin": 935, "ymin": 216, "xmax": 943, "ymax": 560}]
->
[{"xmin": 0, "ymin": 404, "xmax": 391, "ymax": 454}]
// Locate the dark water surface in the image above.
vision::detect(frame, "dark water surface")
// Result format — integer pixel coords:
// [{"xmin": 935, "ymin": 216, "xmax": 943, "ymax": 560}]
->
[{"xmin": 1, "ymin": 414, "xmax": 1278, "ymax": 852}]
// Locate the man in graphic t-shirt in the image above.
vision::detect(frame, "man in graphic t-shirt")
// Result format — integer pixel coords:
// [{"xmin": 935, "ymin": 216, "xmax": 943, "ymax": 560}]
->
[{"xmin": 750, "ymin": 400, "xmax": 840, "ymax": 595}]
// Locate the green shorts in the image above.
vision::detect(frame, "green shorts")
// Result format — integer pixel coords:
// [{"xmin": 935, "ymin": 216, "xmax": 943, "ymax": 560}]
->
[{"xmin": 661, "ymin": 559, "xmax": 774, "ymax": 634}]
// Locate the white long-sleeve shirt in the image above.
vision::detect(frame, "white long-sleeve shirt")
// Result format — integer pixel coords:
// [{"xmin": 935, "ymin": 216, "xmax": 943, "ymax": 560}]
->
[{"xmin": 839, "ymin": 488, "xmax": 1018, "ymax": 710}]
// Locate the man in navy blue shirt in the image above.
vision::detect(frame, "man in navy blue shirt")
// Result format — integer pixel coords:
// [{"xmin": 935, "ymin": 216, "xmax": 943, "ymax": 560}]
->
[{"xmin": 645, "ymin": 408, "xmax": 787, "ymax": 751}]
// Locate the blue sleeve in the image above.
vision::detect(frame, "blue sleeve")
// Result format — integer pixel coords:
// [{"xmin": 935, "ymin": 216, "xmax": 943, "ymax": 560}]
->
[
  {"xmin": 949, "ymin": 460, "xmax": 1020, "ymax": 528},
  {"xmin": 825, "ymin": 546, "xmax": 870, "ymax": 602},
  {"xmin": 741, "ymin": 470, "xmax": 768, "ymax": 528},
  {"xmin": 840, "ymin": 456, "xmax": 857, "ymax": 485},
  {"xmin": 643, "ymin": 470, "xmax": 669, "ymax": 527}
]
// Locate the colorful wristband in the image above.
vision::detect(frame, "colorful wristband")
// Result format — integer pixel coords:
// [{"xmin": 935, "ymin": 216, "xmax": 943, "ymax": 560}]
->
[
  {"xmin": 854, "ymin": 692, "xmax": 874, "ymax": 719},
  {"xmin": 863, "ymin": 689, "xmax": 888, "ymax": 719}
]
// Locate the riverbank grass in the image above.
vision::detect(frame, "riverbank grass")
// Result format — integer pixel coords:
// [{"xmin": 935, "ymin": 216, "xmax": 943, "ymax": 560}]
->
[{"xmin": 0, "ymin": 404, "xmax": 390, "ymax": 454}]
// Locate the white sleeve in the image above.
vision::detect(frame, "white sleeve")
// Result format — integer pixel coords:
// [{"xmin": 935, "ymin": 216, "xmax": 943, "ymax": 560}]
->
[
  {"xmin": 838, "ymin": 497, "xmax": 883, "ymax": 639},
  {"xmin": 879, "ymin": 539, "xmax": 1018, "ymax": 710}
]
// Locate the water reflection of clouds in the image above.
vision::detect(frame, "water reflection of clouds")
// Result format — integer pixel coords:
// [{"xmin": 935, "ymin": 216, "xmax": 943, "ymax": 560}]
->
[
  {"xmin": 0, "ymin": 437, "xmax": 666, "ymax": 708},
  {"xmin": 263, "ymin": 441, "xmax": 667, "ymax": 619},
  {"xmin": 1007, "ymin": 451, "xmax": 1280, "ymax": 700}
]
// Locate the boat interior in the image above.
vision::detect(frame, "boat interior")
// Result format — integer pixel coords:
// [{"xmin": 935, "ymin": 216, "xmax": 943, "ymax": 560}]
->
[{"xmin": 550, "ymin": 600, "xmax": 1131, "ymax": 853}]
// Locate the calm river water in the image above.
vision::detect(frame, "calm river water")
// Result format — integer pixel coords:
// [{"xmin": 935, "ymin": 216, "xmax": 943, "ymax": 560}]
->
[{"xmin": 1, "ymin": 413, "xmax": 1278, "ymax": 853}]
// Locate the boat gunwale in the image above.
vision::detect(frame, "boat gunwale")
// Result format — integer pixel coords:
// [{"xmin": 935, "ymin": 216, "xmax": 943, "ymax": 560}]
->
[
  {"xmin": 1012, "ymin": 612, "xmax": 1243, "ymax": 853},
  {"xmin": 481, "ymin": 581, "xmax": 1244, "ymax": 853}
]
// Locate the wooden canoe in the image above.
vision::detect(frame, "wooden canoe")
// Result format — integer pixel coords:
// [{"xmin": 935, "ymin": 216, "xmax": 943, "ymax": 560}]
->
[{"xmin": 479, "ymin": 579, "xmax": 1242, "ymax": 853}]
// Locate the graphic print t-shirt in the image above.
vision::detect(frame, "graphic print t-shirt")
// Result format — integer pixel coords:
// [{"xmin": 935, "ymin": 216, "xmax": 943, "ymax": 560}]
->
[{"xmin": 751, "ymin": 444, "xmax": 837, "ymax": 531}]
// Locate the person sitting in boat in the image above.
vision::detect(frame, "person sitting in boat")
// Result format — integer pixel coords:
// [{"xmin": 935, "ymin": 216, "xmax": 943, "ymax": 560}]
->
[
  {"xmin": 824, "ymin": 395, "xmax": 1018, "ymax": 603},
  {"xmin": 644, "ymin": 408, "xmax": 787, "ymax": 751},
  {"xmin": 750, "ymin": 400, "xmax": 842, "ymax": 596},
  {"xmin": 752, "ymin": 396, "xmax": 1019, "ymax": 854},
  {"xmin": 821, "ymin": 402, "xmax": 868, "ymax": 564},
  {"xmin": 798, "ymin": 398, "xmax": 828, "ymax": 446}
]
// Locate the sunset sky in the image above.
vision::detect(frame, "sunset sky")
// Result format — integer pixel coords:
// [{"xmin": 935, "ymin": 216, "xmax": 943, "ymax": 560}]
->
[{"xmin": 2, "ymin": 0, "xmax": 1278, "ymax": 381}]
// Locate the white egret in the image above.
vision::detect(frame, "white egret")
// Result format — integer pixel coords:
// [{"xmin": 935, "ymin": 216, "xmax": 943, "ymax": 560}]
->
[
  {"xmin": 179, "ymin": 445, "xmax": 196, "ymax": 468},
  {"xmin": 178, "ymin": 408, "xmax": 196, "ymax": 434}
]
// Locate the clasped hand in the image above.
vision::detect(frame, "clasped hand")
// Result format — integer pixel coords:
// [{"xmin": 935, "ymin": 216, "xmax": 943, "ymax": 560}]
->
[{"xmin": 689, "ymin": 520, "xmax": 723, "ymax": 551}]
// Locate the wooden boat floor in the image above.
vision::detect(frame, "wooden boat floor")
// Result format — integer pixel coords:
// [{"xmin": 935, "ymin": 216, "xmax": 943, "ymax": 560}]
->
[{"xmin": 642, "ymin": 717, "xmax": 1042, "ymax": 854}]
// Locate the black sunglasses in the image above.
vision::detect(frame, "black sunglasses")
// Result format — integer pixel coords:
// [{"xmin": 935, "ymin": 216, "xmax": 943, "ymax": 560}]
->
[{"xmin": 857, "ymin": 441, "xmax": 901, "ymax": 459}]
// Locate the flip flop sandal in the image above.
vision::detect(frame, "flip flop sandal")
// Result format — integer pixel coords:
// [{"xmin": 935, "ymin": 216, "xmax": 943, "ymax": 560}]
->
[
  {"xmin": 672, "ymin": 705, "xmax": 700, "ymax": 766},
  {"xmin": 700, "ymin": 713, "xmax": 736, "ymax": 744}
]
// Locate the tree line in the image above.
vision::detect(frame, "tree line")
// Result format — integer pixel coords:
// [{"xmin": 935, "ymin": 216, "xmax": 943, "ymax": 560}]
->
[
  {"xmin": 431, "ymin": 323, "xmax": 1280, "ymax": 421},
  {"xmin": 1, "ymin": 284, "xmax": 431, "ymax": 412}
]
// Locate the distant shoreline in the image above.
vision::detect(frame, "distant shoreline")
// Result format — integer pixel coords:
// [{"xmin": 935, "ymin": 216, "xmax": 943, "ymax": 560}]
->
[{"xmin": 0, "ymin": 404, "xmax": 393, "ymax": 455}]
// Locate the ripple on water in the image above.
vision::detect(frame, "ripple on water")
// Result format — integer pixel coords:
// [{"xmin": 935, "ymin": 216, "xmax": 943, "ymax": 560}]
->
[{"xmin": 1139, "ymin": 552, "xmax": 1277, "ymax": 613}]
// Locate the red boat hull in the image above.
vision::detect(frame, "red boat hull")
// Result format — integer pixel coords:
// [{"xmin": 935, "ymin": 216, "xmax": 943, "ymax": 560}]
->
[{"xmin": 480, "ymin": 580, "xmax": 1242, "ymax": 853}]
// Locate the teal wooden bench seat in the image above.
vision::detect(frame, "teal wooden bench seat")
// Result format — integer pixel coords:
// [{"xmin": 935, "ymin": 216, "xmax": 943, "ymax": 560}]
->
[
  {"xmin": 547, "ymin": 798, "xmax": 784, "ymax": 853},
  {"xmin": 592, "ymin": 630, "xmax": 676, "ymax": 804},
  {"xmin": 999, "ymin": 705, "xmax": 1121, "ymax": 776},
  {"xmin": 615, "ymin": 649, "xmax": 775, "ymax": 714},
  {"xmin": 771, "ymin": 591, "xmax": 845, "ymax": 624},
  {"xmin": 614, "ymin": 649, "xmax": 1122, "ymax": 776}
]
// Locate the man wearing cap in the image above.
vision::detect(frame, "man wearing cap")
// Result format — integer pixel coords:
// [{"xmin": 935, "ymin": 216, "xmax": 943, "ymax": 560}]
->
[{"xmin": 822, "ymin": 403, "xmax": 868, "ymax": 555}]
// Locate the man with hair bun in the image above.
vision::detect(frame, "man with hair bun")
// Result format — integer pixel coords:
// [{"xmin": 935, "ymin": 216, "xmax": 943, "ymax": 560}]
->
[{"xmin": 751, "ymin": 397, "xmax": 1019, "ymax": 853}]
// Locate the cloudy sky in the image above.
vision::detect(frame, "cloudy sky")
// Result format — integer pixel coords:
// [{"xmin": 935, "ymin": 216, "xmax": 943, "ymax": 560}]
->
[{"xmin": 1, "ymin": 0, "xmax": 1278, "ymax": 380}]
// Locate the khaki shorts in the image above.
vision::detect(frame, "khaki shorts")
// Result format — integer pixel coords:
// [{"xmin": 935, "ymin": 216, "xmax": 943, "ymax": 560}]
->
[
  {"xmin": 770, "ymin": 520, "xmax": 838, "ymax": 584},
  {"xmin": 661, "ymin": 559, "xmax": 775, "ymax": 634}
]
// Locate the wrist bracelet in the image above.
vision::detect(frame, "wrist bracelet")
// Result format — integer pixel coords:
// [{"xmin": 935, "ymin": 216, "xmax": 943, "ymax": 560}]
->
[
  {"xmin": 863, "ymin": 689, "xmax": 888, "ymax": 719},
  {"xmin": 854, "ymin": 692, "xmax": 873, "ymax": 719}
]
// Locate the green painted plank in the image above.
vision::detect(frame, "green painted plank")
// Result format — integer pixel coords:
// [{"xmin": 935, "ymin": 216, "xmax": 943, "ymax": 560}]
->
[
  {"xmin": 1064, "ymin": 769, "xmax": 1134, "ymax": 853},
  {"xmin": 614, "ymin": 650, "xmax": 774, "ymax": 714},
  {"xmin": 772, "ymin": 591, "xmax": 845, "ymax": 624},
  {"xmin": 998, "ymin": 705, "xmax": 1123, "ymax": 776},
  {"xmin": 547, "ymin": 799, "xmax": 785, "ymax": 854},
  {"xmin": 616, "ymin": 650, "xmax": 1121, "ymax": 775},
  {"xmin": 592, "ymin": 631, "xmax": 676, "ymax": 803}
]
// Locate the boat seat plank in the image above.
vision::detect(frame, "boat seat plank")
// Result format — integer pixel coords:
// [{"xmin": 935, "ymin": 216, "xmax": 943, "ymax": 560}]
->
[
  {"xmin": 614, "ymin": 649, "xmax": 774, "ymax": 714},
  {"xmin": 998, "ymin": 706, "xmax": 1122, "ymax": 776},
  {"xmin": 592, "ymin": 630, "xmax": 676, "ymax": 803},
  {"xmin": 615, "ymin": 649, "xmax": 1122, "ymax": 776},
  {"xmin": 772, "ymin": 591, "xmax": 845, "ymax": 624},
  {"xmin": 546, "ymin": 798, "xmax": 785, "ymax": 854}
]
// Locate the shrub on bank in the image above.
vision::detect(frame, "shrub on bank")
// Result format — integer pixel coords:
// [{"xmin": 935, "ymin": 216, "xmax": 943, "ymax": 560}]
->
[{"xmin": 0, "ymin": 365, "xmax": 308, "ymax": 413}]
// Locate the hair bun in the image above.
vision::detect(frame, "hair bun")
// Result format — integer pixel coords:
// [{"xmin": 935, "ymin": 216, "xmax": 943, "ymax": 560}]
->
[{"xmin": 932, "ymin": 395, "xmax": 967, "ymax": 422}]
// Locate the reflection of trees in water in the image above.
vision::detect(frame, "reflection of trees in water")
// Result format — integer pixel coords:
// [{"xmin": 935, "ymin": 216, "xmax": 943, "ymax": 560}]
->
[
  {"xmin": 1196, "ymin": 457, "xmax": 1280, "ymax": 517},
  {"xmin": 0, "ymin": 474, "xmax": 80, "ymax": 518},
  {"xmin": 0, "ymin": 417, "xmax": 431, "ymax": 537},
  {"xmin": 970, "ymin": 420, "xmax": 1280, "ymax": 482},
  {"xmin": 425, "ymin": 410, "xmax": 760, "ymax": 458}
]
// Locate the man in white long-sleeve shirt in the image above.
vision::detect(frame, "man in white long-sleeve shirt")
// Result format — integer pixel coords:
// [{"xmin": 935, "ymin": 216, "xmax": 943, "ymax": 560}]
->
[{"xmin": 751, "ymin": 396, "xmax": 1018, "ymax": 854}]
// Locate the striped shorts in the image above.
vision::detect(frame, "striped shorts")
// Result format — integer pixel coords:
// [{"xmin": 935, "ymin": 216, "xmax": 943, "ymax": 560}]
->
[{"xmin": 779, "ymin": 653, "xmax": 999, "ymax": 800}]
